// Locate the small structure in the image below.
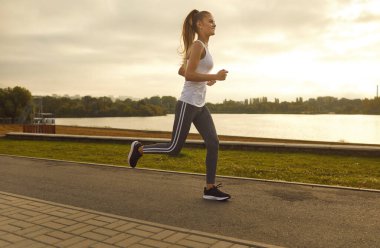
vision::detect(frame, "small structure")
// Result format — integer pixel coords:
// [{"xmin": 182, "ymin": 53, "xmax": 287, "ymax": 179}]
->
[
  {"xmin": 23, "ymin": 113, "xmax": 56, "ymax": 134},
  {"xmin": 23, "ymin": 97, "xmax": 56, "ymax": 134}
]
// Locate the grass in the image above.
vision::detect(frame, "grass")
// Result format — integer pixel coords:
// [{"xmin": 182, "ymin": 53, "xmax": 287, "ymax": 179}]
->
[{"xmin": 1, "ymin": 137, "xmax": 380, "ymax": 189}]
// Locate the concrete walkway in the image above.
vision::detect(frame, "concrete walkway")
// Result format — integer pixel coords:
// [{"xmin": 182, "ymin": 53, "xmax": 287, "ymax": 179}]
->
[
  {"xmin": 5, "ymin": 132, "xmax": 380, "ymax": 155},
  {"xmin": 1, "ymin": 155, "xmax": 380, "ymax": 248},
  {"xmin": 0, "ymin": 191, "xmax": 274, "ymax": 248}
]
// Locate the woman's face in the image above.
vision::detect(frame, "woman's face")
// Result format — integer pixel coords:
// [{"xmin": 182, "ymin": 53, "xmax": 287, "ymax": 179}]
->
[{"xmin": 198, "ymin": 13, "xmax": 216, "ymax": 36}]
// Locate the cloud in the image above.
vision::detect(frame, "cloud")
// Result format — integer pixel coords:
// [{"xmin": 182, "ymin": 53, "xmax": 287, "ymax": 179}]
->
[
  {"xmin": 356, "ymin": 11, "xmax": 380, "ymax": 22},
  {"xmin": 0, "ymin": 0, "xmax": 379, "ymax": 101}
]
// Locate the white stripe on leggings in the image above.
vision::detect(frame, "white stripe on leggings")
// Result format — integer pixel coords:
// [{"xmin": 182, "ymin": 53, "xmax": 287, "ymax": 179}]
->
[{"xmin": 143, "ymin": 102, "xmax": 187, "ymax": 153}]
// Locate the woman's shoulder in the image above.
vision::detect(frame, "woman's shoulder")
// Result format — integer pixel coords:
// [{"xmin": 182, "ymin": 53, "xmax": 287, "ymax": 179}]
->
[
  {"xmin": 188, "ymin": 40, "xmax": 206, "ymax": 60},
  {"xmin": 191, "ymin": 40, "xmax": 205, "ymax": 50},
  {"xmin": 190, "ymin": 41, "xmax": 206, "ymax": 55},
  {"xmin": 194, "ymin": 40, "xmax": 207, "ymax": 48}
]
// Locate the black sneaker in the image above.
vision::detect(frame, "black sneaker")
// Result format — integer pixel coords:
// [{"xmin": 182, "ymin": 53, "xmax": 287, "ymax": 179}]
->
[
  {"xmin": 128, "ymin": 141, "xmax": 142, "ymax": 168},
  {"xmin": 203, "ymin": 183, "xmax": 231, "ymax": 201}
]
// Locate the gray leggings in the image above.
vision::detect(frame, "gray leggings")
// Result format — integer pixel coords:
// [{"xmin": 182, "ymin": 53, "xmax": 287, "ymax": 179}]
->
[{"xmin": 143, "ymin": 100, "xmax": 219, "ymax": 184}]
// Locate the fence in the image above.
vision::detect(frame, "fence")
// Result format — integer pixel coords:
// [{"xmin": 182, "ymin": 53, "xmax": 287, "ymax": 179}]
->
[{"xmin": 0, "ymin": 118, "xmax": 12, "ymax": 124}]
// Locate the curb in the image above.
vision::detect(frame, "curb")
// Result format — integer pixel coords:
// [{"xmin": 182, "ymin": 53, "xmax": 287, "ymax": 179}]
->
[{"xmin": 2, "ymin": 153, "xmax": 379, "ymax": 194}]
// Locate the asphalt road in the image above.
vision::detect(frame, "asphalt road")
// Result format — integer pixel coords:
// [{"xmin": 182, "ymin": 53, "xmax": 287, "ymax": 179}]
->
[{"xmin": 1, "ymin": 155, "xmax": 379, "ymax": 248}]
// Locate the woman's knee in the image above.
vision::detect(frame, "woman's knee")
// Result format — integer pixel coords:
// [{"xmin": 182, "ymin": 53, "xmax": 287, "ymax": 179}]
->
[{"xmin": 206, "ymin": 138, "xmax": 219, "ymax": 151}]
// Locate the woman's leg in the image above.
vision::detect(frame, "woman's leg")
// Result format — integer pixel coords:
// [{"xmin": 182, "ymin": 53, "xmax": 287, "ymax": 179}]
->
[
  {"xmin": 193, "ymin": 106, "xmax": 231, "ymax": 200},
  {"xmin": 142, "ymin": 101, "xmax": 196, "ymax": 155},
  {"xmin": 192, "ymin": 106, "xmax": 219, "ymax": 185}
]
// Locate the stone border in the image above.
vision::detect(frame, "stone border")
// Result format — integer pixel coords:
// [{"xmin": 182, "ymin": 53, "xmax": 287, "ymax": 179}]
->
[{"xmin": 0, "ymin": 191, "xmax": 284, "ymax": 248}]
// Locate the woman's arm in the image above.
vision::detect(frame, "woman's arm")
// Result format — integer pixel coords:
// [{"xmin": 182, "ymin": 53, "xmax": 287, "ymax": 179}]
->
[
  {"xmin": 184, "ymin": 42, "xmax": 228, "ymax": 82},
  {"xmin": 180, "ymin": 65, "xmax": 215, "ymax": 86}
]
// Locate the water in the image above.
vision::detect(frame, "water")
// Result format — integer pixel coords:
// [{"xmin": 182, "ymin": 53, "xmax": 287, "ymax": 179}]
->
[{"xmin": 55, "ymin": 114, "xmax": 380, "ymax": 145}]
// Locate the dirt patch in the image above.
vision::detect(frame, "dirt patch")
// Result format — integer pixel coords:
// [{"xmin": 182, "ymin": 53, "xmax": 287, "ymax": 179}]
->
[{"xmin": 0, "ymin": 124, "xmax": 23, "ymax": 135}]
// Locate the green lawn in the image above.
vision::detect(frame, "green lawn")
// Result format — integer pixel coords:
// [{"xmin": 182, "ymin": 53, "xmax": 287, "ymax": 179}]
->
[{"xmin": 1, "ymin": 138, "xmax": 380, "ymax": 189}]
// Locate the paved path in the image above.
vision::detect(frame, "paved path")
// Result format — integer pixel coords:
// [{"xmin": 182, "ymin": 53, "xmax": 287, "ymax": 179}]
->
[
  {"xmin": 0, "ymin": 191, "xmax": 272, "ymax": 248},
  {"xmin": 1, "ymin": 155, "xmax": 380, "ymax": 248}
]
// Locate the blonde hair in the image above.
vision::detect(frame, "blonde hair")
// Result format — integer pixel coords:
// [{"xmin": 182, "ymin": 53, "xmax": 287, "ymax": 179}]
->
[{"xmin": 179, "ymin": 9, "xmax": 210, "ymax": 65}]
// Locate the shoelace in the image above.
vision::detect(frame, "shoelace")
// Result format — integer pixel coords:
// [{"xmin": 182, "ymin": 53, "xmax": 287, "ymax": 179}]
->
[
  {"xmin": 214, "ymin": 183, "xmax": 223, "ymax": 189},
  {"xmin": 205, "ymin": 183, "xmax": 224, "ymax": 192},
  {"xmin": 212, "ymin": 183, "xmax": 224, "ymax": 192}
]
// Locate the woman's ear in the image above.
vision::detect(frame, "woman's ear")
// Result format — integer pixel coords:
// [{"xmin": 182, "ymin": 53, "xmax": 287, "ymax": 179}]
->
[{"xmin": 196, "ymin": 21, "xmax": 202, "ymax": 31}]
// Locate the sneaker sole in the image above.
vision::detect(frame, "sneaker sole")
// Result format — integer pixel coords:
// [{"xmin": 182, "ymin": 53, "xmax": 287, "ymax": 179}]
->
[
  {"xmin": 128, "ymin": 141, "xmax": 139, "ymax": 167},
  {"xmin": 203, "ymin": 195, "xmax": 230, "ymax": 201}
]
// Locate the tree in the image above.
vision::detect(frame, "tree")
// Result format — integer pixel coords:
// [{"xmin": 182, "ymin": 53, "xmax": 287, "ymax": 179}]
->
[
  {"xmin": 147, "ymin": 96, "xmax": 162, "ymax": 105},
  {"xmin": 161, "ymin": 96, "xmax": 177, "ymax": 113},
  {"xmin": 0, "ymin": 86, "xmax": 32, "ymax": 123}
]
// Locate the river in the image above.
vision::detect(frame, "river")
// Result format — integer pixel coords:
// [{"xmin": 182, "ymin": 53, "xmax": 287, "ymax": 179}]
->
[{"xmin": 55, "ymin": 114, "xmax": 380, "ymax": 145}]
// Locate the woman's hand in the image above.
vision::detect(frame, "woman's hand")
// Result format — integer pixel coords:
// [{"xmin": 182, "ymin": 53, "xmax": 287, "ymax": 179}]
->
[
  {"xmin": 178, "ymin": 65, "xmax": 185, "ymax": 77},
  {"xmin": 216, "ymin": 69, "xmax": 228, "ymax": 81},
  {"xmin": 207, "ymin": 80, "xmax": 216, "ymax": 86}
]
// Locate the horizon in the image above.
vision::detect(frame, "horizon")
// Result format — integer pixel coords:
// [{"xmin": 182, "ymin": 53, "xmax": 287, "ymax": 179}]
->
[
  {"xmin": 29, "ymin": 91, "xmax": 378, "ymax": 104},
  {"xmin": 1, "ymin": 0, "xmax": 380, "ymax": 102}
]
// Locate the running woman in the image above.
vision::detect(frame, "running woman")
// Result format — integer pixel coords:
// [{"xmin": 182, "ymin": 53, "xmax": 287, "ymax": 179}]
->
[{"xmin": 128, "ymin": 9, "xmax": 231, "ymax": 201}]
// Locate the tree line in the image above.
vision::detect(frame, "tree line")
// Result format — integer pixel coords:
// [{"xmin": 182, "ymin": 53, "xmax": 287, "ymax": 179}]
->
[
  {"xmin": 40, "ymin": 95, "xmax": 177, "ymax": 117},
  {"xmin": 206, "ymin": 96, "xmax": 380, "ymax": 115},
  {"xmin": 0, "ymin": 86, "xmax": 177, "ymax": 122},
  {"xmin": 1, "ymin": 86, "xmax": 379, "ymax": 124}
]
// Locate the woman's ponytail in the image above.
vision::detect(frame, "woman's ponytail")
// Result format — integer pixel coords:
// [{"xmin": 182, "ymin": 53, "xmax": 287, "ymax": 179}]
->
[{"xmin": 180, "ymin": 9, "xmax": 199, "ymax": 64}]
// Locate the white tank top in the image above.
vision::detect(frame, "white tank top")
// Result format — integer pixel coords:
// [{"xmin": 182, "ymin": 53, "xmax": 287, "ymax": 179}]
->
[{"xmin": 179, "ymin": 40, "xmax": 213, "ymax": 107}]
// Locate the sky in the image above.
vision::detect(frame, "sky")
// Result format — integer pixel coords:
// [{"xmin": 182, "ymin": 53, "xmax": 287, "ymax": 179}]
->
[{"xmin": 1, "ymin": 0, "xmax": 379, "ymax": 103}]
